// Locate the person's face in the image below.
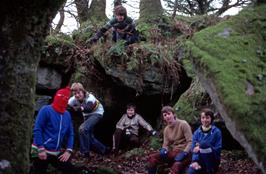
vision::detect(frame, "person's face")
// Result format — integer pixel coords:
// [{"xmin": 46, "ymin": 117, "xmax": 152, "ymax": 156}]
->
[
  {"xmin": 163, "ymin": 111, "xmax": 175, "ymax": 124},
  {"xmin": 116, "ymin": 14, "xmax": 124, "ymax": 22},
  {"xmin": 126, "ymin": 107, "xmax": 135, "ymax": 117},
  {"xmin": 200, "ymin": 112, "xmax": 212, "ymax": 127},
  {"xmin": 73, "ymin": 90, "xmax": 85, "ymax": 101}
]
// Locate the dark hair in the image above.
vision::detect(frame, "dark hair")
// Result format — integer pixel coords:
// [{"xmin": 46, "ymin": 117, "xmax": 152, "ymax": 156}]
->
[
  {"xmin": 114, "ymin": 5, "xmax": 127, "ymax": 17},
  {"xmin": 200, "ymin": 108, "xmax": 214, "ymax": 123},
  {"xmin": 161, "ymin": 106, "xmax": 175, "ymax": 116},
  {"xmin": 126, "ymin": 103, "xmax": 136, "ymax": 110}
]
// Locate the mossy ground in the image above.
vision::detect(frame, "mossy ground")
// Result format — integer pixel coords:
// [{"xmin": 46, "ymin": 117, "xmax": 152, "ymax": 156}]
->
[{"xmin": 187, "ymin": 5, "xmax": 266, "ymax": 167}]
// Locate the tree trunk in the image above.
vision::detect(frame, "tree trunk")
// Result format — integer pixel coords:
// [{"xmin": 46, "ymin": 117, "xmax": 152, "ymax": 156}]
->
[
  {"xmin": 139, "ymin": 0, "xmax": 163, "ymax": 23},
  {"xmin": 54, "ymin": 3, "xmax": 66, "ymax": 34},
  {"xmin": 88, "ymin": 0, "xmax": 107, "ymax": 23},
  {"xmin": 0, "ymin": 0, "xmax": 65, "ymax": 173},
  {"xmin": 75, "ymin": 0, "xmax": 90, "ymax": 24},
  {"xmin": 256, "ymin": 0, "xmax": 266, "ymax": 3}
]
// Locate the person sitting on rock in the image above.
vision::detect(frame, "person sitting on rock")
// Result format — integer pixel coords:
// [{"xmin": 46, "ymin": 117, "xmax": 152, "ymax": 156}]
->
[
  {"xmin": 112, "ymin": 103, "xmax": 156, "ymax": 153},
  {"xmin": 188, "ymin": 108, "xmax": 222, "ymax": 174},
  {"xmin": 147, "ymin": 106, "xmax": 192, "ymax": 174},
  {"xmin": 88, "ymin": 5, "xmax": 139, "ymax": 45}
]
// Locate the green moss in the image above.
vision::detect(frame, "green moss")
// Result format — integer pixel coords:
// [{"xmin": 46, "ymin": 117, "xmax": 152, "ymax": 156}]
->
[
  {"xmin": 174, "ymin": 78, "xmax": 208, "ymax": 124},
  {"xmin": 187, "ymin": 5, "xmax": 266, "ymax": 166},
  {"xmin": 45, "ymin": 34, "xmax": 74, "ymax": 47},
  {"xmin": 149, "ymin": 136, "xmax": 162, "ymax": 150},
  {"xmin": 124, "ymin": 148, "xmax": 145, "ymax": 159}
]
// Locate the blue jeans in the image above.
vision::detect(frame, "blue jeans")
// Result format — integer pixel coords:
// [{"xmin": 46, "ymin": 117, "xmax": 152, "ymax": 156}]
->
[{"xmin": 79, "ymin": 113, "xmax": 106, "ymax": 155}]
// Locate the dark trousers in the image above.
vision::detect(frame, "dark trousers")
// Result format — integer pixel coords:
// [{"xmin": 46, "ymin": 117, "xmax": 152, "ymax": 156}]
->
[
  {"xmin": 113, "ymin": 128, "xmax": 139, "ymax": 151},
  {"xmin": 79, "ymin": 113, "xmax": 107, "ymax": 155},
  {"xmin": 32, "ymin": 154, "xmax": 75, "ymax": 174},
  {"xmin": 147, "ymin": 149, "xmax": 191, "ymax": 174},
  {"xmin": 112, "ymin": 31, "xmax": 139, "ymax": 45}
]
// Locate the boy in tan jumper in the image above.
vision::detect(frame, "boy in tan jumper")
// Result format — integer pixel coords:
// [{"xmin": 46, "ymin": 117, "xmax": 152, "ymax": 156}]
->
[{"xmin": 147, "ymin": 106, "xmax": 192, "ymax": 174}]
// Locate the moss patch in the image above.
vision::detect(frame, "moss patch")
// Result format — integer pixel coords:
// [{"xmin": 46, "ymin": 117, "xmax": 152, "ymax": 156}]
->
[{"xmin": 187, "ymin": 5, "xmax": 266, "ymax": 168}]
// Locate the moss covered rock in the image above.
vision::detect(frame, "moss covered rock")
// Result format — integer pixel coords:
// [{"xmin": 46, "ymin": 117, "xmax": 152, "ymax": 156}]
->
[{"xmin": 187, "ymin": 5, "xmax": 266, "ymax": 173}]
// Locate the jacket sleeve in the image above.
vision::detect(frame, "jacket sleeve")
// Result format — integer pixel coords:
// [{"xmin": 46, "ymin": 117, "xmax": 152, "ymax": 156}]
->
[
  {"xmin": 116, "ymin": 114, "xmax": 126, "ymax": 130},
  {"xmin": 33, "ymin": 106, "xmax": 48, "ymax": 150},
  {"xmin": 137, "ymin": 115, "xmax": 153, "ymax": 131},
  {"xmin": 66, "ymin": 112, "xmax": 74, "ymax": 150},
  {"xmin": 212, "ymin": 128, "xmax": 222, "ymax": 155}
]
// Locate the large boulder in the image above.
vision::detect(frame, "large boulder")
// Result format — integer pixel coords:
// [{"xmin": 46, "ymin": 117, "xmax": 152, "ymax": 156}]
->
[{"xmin": 187, "ymin": 5, "xmax": 266, "ymax": 173}]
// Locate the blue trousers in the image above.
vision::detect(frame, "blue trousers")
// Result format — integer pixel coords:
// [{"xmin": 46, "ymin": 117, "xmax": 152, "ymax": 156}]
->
[
  {"xmin": 188, "ymin": 145, "xmax": 219, "ymax": 174},
  {"xmin": 79, "ymin": 113, "xmax": 106, "ymax": 155}
]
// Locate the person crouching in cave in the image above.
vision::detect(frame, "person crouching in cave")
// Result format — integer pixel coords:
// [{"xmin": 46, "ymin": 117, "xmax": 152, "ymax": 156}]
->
[
  {"xmin": 188, "ymin": 108, "xmax": 222, "ymax": 174},
  {"xmin": 112, "ymin": 103, "xmax": 157, "ymax": 153},
  {"xmin": 68, "ymin": 82, "xmax": 110, "ymax": 158}
]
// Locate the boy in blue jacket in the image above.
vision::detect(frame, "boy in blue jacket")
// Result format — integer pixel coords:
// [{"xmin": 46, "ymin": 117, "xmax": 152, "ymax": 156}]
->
[
  {"xmin": 188, "ymin": 108, "xmax": 222, "ymax": 174},
  {"xmin": 31, "ymin": 87, "xmax": 75, "ymax": 174}
]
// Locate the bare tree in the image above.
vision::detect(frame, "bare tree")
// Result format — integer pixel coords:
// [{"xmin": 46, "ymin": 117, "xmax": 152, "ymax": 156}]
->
[
  {"xmin": 53, "ymin": 2, "xmax": 66, "ymax": 34},
  {"xmin": 75, "ymin": 0, "xmax": 90, "ymax": 23},
  {"xmin": 139, "ymin": 0, "xmax": 163, "ymax": 22},
  {"xmin": 87, "ymin": 0, "xmax": 107, "ymax": 23},
  {"xmin": 0, "ymin": 0, "xmax": 66, "ymax": 173},
  {"xmin": 164, "ymin": 0, "xmax": 250, "ymax": 16}
]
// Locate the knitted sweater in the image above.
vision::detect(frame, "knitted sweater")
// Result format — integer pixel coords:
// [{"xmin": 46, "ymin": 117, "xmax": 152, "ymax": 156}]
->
[
  {"xmin": 163, "ymin": 119, "xmax": 192, "ymax": 152},
  {"xmin": 116, "ymin": 114, "xmax": 153, "ymax": 136}
]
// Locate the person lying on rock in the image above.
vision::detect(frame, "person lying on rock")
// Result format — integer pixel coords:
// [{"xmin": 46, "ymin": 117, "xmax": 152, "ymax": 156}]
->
[
  {"xmin": 147, "ymin": 106, "xmax": 192, "ymax": 174},
  {"xmin": 112, "ymin": 103, "xmax": 157, "ymax": 153},
  {"xmin": 87, "ymin": 5, "xmax": 139, "ymax": 46},
  {"xmin": 68, "ymin": 82, "xmax": 110, "ymax": 158},
  {"xmin": 31, "ymin": 87, "xmax": 76, "ymax": 174},
  {"xmin": 188, "ymin": 108, "xmax": 222, "ymax": 174}
]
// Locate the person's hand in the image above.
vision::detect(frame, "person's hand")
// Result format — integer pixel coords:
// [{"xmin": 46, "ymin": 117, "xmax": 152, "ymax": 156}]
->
[
  {"xmin": 190, "ymin": 162, "xmax": 201, "ymax": 170},
  {"xmin": 58, "ymin": 151, "xmax": 71, "ymax": 162},
  {"xmin": 38, "ymin": 151, "xmax": 47, "ymax": 160},
  {"xmin": 87, "ymin": 36, "xmax": 98, "ymax": 45},
  {"xmin": 72, "ymin": 106, "xmax": 82, "ymax": 112},
  {"xmin": 174, "ymin": 151, "xmax": 188, "ymax": 161},
  {"xmin": 159, "ymin": 148, "xmax": 168, "ymax": 158},
  {"xmin": 193, "ymin": 144, "xmax": 200, "ymax": 153}
]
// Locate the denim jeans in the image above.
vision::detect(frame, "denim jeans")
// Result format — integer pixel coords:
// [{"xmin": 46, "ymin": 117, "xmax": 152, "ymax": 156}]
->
[{"xmin": 79, "ymin": 113, "xmax": 106, "ymax": 155}]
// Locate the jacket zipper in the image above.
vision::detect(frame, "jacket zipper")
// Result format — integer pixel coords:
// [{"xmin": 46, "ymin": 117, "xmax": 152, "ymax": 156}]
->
[{"xmin": 56, "ymin": 115, "xmax": 63, "ymax": 150}]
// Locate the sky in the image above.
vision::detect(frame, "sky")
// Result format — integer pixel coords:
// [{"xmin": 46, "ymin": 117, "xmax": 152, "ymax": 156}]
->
[{"xmin": 52, "ymin": 0, "xmax": 241, "ymax": 34}]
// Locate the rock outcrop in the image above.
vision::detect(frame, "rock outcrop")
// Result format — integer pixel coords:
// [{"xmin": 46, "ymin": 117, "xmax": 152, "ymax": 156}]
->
[{"xmin": 187, "ymin": 5, "xmax": 266, "ymax": 173}]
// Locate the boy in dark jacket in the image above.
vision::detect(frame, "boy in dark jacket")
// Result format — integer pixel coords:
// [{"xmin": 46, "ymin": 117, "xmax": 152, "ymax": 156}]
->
[
  {"xmin": 31, "ymin": 87, "xmax": 75, "ymax": 174},
  {"xmin": 88, "ymin": 5, "xmax": 139, "ymax": 45}
]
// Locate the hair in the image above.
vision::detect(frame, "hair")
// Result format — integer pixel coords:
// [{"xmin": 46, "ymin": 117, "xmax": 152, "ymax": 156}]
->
[
  {"xmin": 161, "ymin": 106, "xmax": 175, "ymax": 116},
  {"xmin": 200, "ymin": 108, "xmax": 214, "ymax": 123},
  {"xmin": 126, "ymin": 103, "xmax": 136, "ymax": 110},
  {"xmin": 70, "ymin": 82, "xmax": 86, "ymax": 93},
  {"xmin": 114, "ymin": 5, "xmax": 127, "ymax": 17}
]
